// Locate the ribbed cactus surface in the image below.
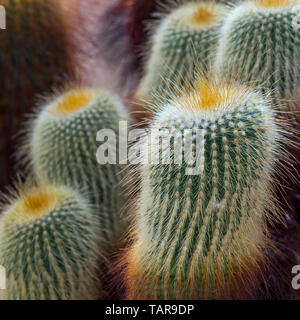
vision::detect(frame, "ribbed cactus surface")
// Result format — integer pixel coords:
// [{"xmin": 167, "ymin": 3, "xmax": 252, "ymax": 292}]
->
[
  {"xmin": 0, "ymin": 184, "xmax": 101, "ymax": 300},
  {"xmin": 125, "ymin": 79, "xmax": 280, "ymax": 299},
  {"xmin": 133, "ymin": 1, "xmax": 228, "ymax": 117},
  {"xmin": 0, "ymin": 0, "xmax": 74, "ymax": 191},
  {"xmin": 215, "ymin": 0, "xmax": 300, "ymax": 109},
  {"xmin": 29, "ymin": 88, "xmax": 129, "ymax": 249}
]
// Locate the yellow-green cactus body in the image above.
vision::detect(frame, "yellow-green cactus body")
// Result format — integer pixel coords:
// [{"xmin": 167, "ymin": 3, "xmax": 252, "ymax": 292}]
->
[
  {"xmin": 29, "ymin": 88, "xmax": 129, "ymax": 248},
  {"xmin": 215, "ymin": 0, "xmax": 300, "ymax": 109},
  {"xmin": 134, "ymin": 2, "xmax": 228, "ymax": 113},
  {"xmin": 126, "ymin": 79, "xmax": 281, "ymax": 299},
  {"xmin": 0, "ymin": 185, "xmax": 101, "ymax": 300}
]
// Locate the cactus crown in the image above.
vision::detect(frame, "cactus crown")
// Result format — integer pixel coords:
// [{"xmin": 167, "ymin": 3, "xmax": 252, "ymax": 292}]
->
[
  {"xmin": 171, "ymin": 2, "xmax": 224, "ymax": 28},
  {"xmin": 6, "ymin": 187, "xmax": 58, "ymax": 223},
  {"xmin": 1, "ymin": 184, "xmax": 90, "ymax": 225},
  {"xmin": 53, "ymin": 89, "xmax": 98, "ymax": 116},
  {"xmin": 192, "ymin": 4, "xmax": 217, "ymax": 25},
  {"xmin": 253, "ymin": 0, "xmax": 295, "ymax": 8},
  {"xmin": 179, "ymin": 77, "xmax": 247, "ymax": 112}
]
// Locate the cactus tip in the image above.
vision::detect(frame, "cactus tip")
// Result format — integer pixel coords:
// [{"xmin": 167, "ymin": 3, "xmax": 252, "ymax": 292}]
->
[
  {"xmin": 53, "ymin": 89, "xmax": 98, "ymax": 116},
  {"xmin": 4, "ymin": 185, "xmax": 65, "ymax": 223},
  {"xmin": 253, "ymin": 0, "xmax": 295, "ymax": 8},
  {"xmin": 191, "ymin": 4, "xmax": 218, "ymax": 26}
]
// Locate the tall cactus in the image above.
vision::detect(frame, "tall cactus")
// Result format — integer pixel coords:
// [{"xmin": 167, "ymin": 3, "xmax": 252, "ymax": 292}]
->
[
  {"xmin": 0, "ymin": 184, "xmax": 101, "ymax": 300},
  {"xmin": 215, "ymin": 0, "xmax": 300, "ymax": 110},
  {"xmin": 0, "ymin": 0, "xmax": 75, "ymax": 191},
  {"xmin": 28, "ymin": 88, "xmax": 130, "ymax": 250},
  {"xmin": 133, "ymin": 1, "xmax": 228, "ymax": 118},
  {"xmin": 125, "ymin": 78, "xmax": 282, "ymax": 299}
]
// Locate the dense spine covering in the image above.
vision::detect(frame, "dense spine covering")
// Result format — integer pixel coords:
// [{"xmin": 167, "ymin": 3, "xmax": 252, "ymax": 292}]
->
[
  {"xmin": 125, "ymin": 79, "xmax": 281, "ymax": 299},
  {"xmin": 0, "ymin": 0, "xmax": 74, "ymax": 190},
  {"xmin": 133, "ymin": 1, "xmax": 228, "ymax": 117},
  {"xmin": 215, "ymin": 0, "xmax": 300, "ymax": 109},
  {"xmin": 0, "ymin": 184, "xmax": 101, "ymax": 300},
  {"xmin": 29, "ymin": 88, "xmax": 130, "ymax": 249}
]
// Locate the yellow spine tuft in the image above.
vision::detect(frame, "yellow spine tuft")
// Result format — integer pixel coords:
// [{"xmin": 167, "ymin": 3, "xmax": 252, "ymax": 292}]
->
[
  {"xmin": 3, "ymin": 186, "xmax": 66, "ymax": 223},
  {"xmin": 191, "ymin": 3, "xmax": 218, "ymax": 26},
  {"xmin": 52, "ymin": 89, "xmax": 98, "ymax": 116},
  {"xmin": 253, "ymin": 0, "xmax": 295, "ymax": 8}
]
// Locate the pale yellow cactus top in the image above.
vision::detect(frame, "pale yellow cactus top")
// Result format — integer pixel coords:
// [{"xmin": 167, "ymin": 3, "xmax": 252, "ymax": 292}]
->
[{"xmin": 51, "ymin": 89, "xmax": 98, "ymax": 117}]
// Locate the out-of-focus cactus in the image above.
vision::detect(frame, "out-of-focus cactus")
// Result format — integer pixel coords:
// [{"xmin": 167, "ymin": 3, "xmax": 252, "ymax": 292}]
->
[
  {"xmin": 132, "ymin": 1, "xmax": 228, "ymax": 118},
  {"xmin": 0, "ymin": 0, "xmax": 75, "ymax": 190},
  {"xmin": 28, "ymin": 88, "xmax": 130, "ymax": 250},
  {"xmin": 0, "ymin": 184, "xmax": 101, "ymax": 300},
  {"xmin": 215, "ymin": 0, "xmax": 300, "ymax": 110},
  {"xmin": 125, "ymin": 78, "xmax": 282, "ymax": 299}
]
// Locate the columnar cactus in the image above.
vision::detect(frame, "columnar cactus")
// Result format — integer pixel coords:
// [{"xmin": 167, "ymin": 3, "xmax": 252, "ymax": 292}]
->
[
  {"xmin": 133, "ymin": 1, "xmax": 228, "ymax": 117},
  {"xmin": 125, "ymin": 78, "xmax": 281, "ymax": 299},
  {"xmin": 0, "ymin": 0, "xmax": 74, "ymax": 190},
  {"xmin": 28, "ymin": 88, "xmax": 130, "ymax": 249},
  {"xmin": 215, "ymin": 0, "xmax": 300, "ymax": 109},
  {"xmin": 0, "ymin": 184, "xmax": 101, "ymax": 300}
]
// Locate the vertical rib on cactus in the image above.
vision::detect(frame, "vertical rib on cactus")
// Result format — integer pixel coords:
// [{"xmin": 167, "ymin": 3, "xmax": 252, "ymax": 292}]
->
[
  {"xmin": 125, "ymin": 78, "xmax": 282, "ymax": 299},
  {"xmin": 132, "ymin": 1, "xmax": 228, "ymax": 119},
  {"xmin": 28, "ymin": 88, "xmax": 130, "ymax": 251},
  {"xmin": 0, "ymin": 0, "xmax": 75, "ymax": 190},
  {"xmin": 215, "ymin": 0, "xmax": 300, "ymax": 110},
  {"xmin": 0, "ymin": 184, "xmax": 101, "ymax": 300}
]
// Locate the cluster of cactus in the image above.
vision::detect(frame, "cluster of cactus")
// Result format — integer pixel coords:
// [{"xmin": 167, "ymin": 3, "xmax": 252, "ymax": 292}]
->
[
  {"xmin": 124, "ymin": 0, "xmax": 299, "ymax": 300},
  {"xmin": 29, "ymin": 88, "xmax": 130, "ymax": 249},
  {"xmin": 133, "ymin": 1, "xmax": 228, "ymax": 118},
  {"xmin": 125, "ymin": 78, "xmax": 280, "ymax": 299},
  {"xmin": 0, "ymin": 87, "xmax": 130, "ymax": 299},
  {"xmin": 0, "ymin": 0, "xmax": 299, "ymax": 301},
  {"xmin": 0, "ymin": 0, "xmax": 75, "ymax": 190},
  {"xmin": 0, "ymin": 184, "xmax": 102, "ymax": 300}
]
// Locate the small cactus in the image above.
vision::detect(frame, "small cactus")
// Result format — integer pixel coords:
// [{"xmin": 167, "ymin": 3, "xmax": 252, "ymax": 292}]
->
[
  {"xmin": 125, "ymin": 78, "xmax": 282, "ymax": 299},
  {"xmin": 215, "ymin": 0, "xmax": 300, "ymax": 109},
  {"xmin": 28, "ymin": 88, "xmax": 130, "ymax": 250},
  {"xmin": 0, "ymin": 0, "xmax": 75, "ymax": 190},
  {"xmin": 133, "ymin": 1, "xmax": 228, "ymax": 118},
  {"xmin": 0, "ymin": 184, "xmax": 101, "ymax": 300}
]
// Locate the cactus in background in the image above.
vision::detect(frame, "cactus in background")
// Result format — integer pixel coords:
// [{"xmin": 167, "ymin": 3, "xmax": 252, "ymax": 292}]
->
[
  {"xmin": 125, "ymin": 78, "xmax": 282, "ymax": 299},
  {"xmin": 0, "ymin": 0, "xmax": 75, "ymax": 190},
  {"xmin": 215, "ymin": 0, "xmax": 300, "ymax": 110},
  {"xmin": 28, "ymin": 88, "xmax": 130, "ymax": 250},
  {"xmin": 132, "ymin": 1, "xmax": 228, "ymax": 118},
  {"xmin": 0, "ymin": 184, "xmax": 101, "ymax": 300}
]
